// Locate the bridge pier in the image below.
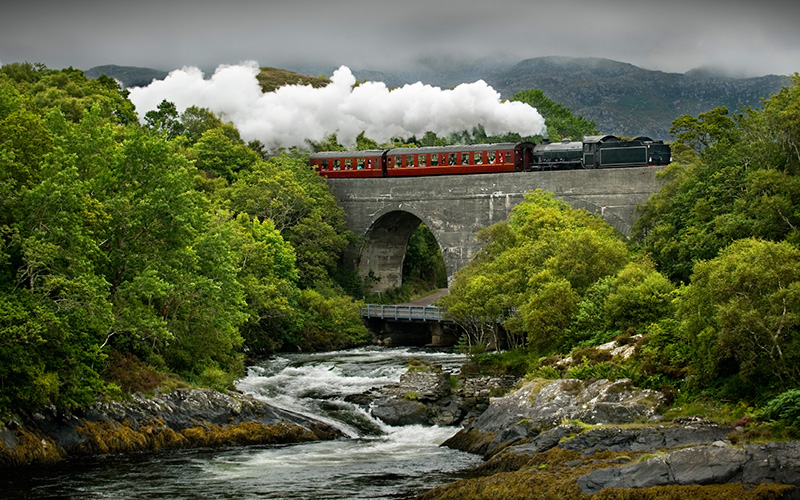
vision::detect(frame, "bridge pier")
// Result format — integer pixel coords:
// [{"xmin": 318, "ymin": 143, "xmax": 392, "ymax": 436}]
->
[{"xmin": 367, "ymin": 319, "xmax": 461, "ymax": 347}]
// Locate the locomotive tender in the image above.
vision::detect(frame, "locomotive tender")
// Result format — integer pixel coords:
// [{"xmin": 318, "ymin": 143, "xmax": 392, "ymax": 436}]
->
[{"xmin": 310, "ymin": 135, "xmax": 670, "ymax": 178}]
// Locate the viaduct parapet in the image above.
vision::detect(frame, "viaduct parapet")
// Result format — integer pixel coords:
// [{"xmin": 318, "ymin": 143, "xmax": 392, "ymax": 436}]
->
[{"xmin": 327, "ymin": 167, "xmax": 666, "ymax": 292}]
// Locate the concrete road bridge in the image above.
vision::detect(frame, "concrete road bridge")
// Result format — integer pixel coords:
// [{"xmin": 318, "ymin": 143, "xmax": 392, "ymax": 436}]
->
[{"xmin": 327, "ymin": 167, "xmax": 666, "ymax": 293}]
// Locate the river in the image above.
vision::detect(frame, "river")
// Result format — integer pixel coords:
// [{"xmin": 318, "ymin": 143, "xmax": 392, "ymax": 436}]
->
[{"xmin": 3, "ymin": 347, "xmax": 482, "ymax": 499}]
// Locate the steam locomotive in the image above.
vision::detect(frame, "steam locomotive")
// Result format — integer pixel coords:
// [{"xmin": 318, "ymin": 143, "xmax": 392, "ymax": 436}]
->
[{"xmin": 310, "ymin": 135, "xmax": 671, "ymax": 178}]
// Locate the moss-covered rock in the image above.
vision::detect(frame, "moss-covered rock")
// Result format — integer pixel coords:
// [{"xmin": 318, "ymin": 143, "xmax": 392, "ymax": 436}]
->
[{"xmin": 0, "ymin": 389, "xmax": 343, "ymax": 468}]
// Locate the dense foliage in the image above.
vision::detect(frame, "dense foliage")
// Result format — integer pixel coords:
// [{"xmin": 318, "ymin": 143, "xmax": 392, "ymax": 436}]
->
[
  {"xmin": 632, "ymin": 76, "xmax": 800, "ymax": 283},
  {"xmin": 444, "ymin": 74, "xmax": 800, "ymax": 411},
  {"xmin": 440, "ymin": 191, "xmax": 661, "ymax": 354},
  {"xmin": 0, "ymin": 63, "xmax": 369, "ymax": 415}
]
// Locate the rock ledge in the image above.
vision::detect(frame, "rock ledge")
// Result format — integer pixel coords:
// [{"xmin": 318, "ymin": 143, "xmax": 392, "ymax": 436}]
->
[{"xmin": 0, "ymin": 388, "xmax": 343, "ymax": 468}]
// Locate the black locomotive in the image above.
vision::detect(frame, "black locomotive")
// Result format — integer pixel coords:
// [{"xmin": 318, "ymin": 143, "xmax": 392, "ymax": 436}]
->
[{"xmin": 530, "ymin": 135, "xmax": 671, "ymax": 170}]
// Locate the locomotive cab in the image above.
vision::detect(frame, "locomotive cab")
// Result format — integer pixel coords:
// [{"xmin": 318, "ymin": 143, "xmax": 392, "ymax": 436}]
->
[{"xmin": 583, "ymin": 135, "xmax": 621, "ymax": 168}]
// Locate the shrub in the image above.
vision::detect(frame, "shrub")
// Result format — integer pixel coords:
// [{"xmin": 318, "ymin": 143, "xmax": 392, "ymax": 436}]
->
[{"xmin": 757, "ymin": 389, "xmax": 800, "ymax": 435}]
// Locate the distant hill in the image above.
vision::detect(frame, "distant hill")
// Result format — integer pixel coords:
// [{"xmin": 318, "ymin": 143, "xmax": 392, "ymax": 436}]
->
[
  {"xmin": 86, "ymin": 58, "xmax": 790, "ymax": 140},
  {"xmin": 84, "ymin": 65, "xmax": 169, "ymax": 88}
]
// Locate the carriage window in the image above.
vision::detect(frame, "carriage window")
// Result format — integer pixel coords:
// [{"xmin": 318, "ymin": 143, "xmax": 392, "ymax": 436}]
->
[
  {"xmin": 333, "ymin": 159, "xmax": 340, "ymax": 170},
  {"xmin": 487, "ymin": 151, "xmax": 496, "ymax": 163},
  {"xmin": 406, "ymin": 155, "xmax": 415, "ymax": 167},
  {"xmin": 449, "ymin": 153, "xmax": 457, "ymax": 165},
  {"xmin": 321, "ymin": 160, "xmax": 329, "ymax": 170},
  {"xmin": 418, "ymin": 154, "xmax": 427, "ymax": 167},
  {"xmin": 504, "ymin": 151, "xmax": 512, "ymax": 163},
  {"xmin": 462, "ymin": 152, "xmax": 471, "ymax": 165},
  {"xmin": 475, "ymin": 152, "xmax": 483, "ymax": 165},
  {"xmin": 430, "ymin": 154, "xmax": 439, "ymax": 166},
  {"xmin": 345, "ymin": 158, "xmax": 353, "ymax": 170},
  {"xmin": 357, "ymin": 158, "xmax": 365, "ymax": 170},
  {"xmin": 366, "ymin": 158, "xmax": 373, "ymax": 169}
]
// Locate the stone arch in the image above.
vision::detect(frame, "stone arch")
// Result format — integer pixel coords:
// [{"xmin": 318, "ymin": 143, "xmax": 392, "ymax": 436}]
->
[{"xmin": 357, "ymin": 209, "xmax": 447, "ymax": 293}]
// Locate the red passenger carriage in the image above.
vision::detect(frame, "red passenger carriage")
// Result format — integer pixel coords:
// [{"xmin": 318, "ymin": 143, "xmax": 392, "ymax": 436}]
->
[{"xmin": 310, "ymin": 142, "xmax": 536, "ymax": 178}]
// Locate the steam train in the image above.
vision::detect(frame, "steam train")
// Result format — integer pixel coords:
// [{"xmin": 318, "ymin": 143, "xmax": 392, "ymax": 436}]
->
[{"xmin": 310, "ymin": 135, "xmax": 671, "ymax": 178}]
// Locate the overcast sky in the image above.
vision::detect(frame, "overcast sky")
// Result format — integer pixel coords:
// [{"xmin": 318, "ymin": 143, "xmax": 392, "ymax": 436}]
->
[{"xmin": 1, "ymin": 0, "xmax": 798, "ymax": 78}]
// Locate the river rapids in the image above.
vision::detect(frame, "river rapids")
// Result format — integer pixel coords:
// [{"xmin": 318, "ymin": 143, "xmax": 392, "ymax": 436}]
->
[{"xmin": 4, "ymin": 347, "xmax": 482, "ymax": 499}]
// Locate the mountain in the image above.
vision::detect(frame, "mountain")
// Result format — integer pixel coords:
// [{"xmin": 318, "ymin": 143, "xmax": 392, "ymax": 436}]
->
[
  {"xmin": 86, "ymin": 58, "xmax": 789, "ymax": 140},
  {"xmin": 84, "ymin": 65, "xmax": 169, "ymax": 88},
  {"xmin": 480, "ymin": 56, "xmax": 787, "ymax": 139}
]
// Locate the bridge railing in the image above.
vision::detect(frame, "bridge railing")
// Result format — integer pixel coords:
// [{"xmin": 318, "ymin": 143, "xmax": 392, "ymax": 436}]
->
[{"xmin": 360, "ymin": 304, "xmax": 448, "ymax": 322}]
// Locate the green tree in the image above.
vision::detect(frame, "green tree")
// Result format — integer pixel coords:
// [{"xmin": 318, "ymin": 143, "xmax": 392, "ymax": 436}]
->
[
  {"xmin": 402, "ymin": 223, "xmax": 447, "ymax": 289},
  {"xmin": 678, "ymin": 238, "xmax": 800, "ymax": 398},
  {"xmin": 0, "ymin": 114, "xmax": 112, "ymax": 409},
  {"xmin": 603, "ymin": 258, "xmax": 675, "ymax": 332},
  {"xmin": 222, "ymin": 212, "xmax": 302, "ymax": 354},
  {"xmin": 444, "ymin": 190, "xmax": 630, "ymax": 354},
  {"xmin": 188, "ymin": 126, "xmax": 260, "ymax": 181},
  {"xmin": 228, "ymin": 154, "xmax": 351, "ymax": 290},
  {"xmin": 180, "ymin": 105, "xmax": 224, "ymax": 143},
  {"xmin": 440, "ymin": 271, "xmax": 506, "ymax": 353},
  {"xmin": 294, "ymin": 289, "xmax": 370, "ymax": 351},
  {"xmin": 144, "ymin": 99, "xmax": 184, "ymax": 139},
  {"xmin": 633, "ymin": 76, "xmax": 800, "ymax": 282}
]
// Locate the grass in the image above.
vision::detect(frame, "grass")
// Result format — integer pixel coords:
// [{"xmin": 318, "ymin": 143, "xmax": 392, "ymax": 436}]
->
[{"xmin": 256, "ymin": 67, "xmax": 330, "ymax": 93}]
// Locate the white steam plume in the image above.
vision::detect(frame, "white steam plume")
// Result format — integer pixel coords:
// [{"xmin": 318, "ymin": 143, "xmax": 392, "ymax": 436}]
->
[{"xmin": 128, "ymin": 61, "xmax": 546, "ymax": 150}]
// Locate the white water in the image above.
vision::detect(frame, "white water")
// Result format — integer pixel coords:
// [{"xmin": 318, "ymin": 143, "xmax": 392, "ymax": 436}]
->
[{"xmin": 5, "ymin": 347, "xmax": 481, "ymax": 500}]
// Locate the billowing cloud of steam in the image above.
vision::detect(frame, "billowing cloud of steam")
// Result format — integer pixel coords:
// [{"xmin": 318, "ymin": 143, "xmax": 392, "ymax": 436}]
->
[{"xmin": 128, "ymin": 61, "xmax": 546, "ymax": 150}]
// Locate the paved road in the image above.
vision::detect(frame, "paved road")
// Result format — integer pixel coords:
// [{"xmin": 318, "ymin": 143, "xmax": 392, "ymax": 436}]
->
[{"xmin": 399, "ymin": 288, "xmax": 449, "ymax": 306}]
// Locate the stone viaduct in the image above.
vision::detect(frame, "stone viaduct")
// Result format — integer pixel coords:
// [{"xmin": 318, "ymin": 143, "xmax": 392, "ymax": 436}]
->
[{"xmin": 327, "ymin": 167, "xmax": 666, "ymax": 293}]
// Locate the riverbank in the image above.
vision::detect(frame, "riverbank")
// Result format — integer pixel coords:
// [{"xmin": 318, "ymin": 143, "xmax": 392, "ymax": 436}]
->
[
  {"xmin": 405, "ymin": 375, "xmax": 800, "ymax": 499},
  {"xmin": 0, "ymin": 388, "xmax": 343, "ymax": 468}
]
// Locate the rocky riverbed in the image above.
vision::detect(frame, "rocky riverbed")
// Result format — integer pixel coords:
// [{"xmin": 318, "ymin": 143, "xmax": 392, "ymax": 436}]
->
[
  {"xmin": 0, "ymin": 388, "xmax": 343, "ymax": 468},
  {"xmin": 346, "ymin": 360, "xmax": 518, "ymax": 427}
]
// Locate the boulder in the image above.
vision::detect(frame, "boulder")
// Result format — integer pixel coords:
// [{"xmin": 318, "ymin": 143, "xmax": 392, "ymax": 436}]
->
[
  {"xmin": 370, "ymin": 397, "xmax": 430, "ymax": 426},
  {"xmin": 577, "ymin": 441, "xmax": 800, "ymax": 495},
  {"xmin": 352, "ymin": 363, "xmax": 519, "ymax": 427},
  {"xmin": 557, "ymin": 422, "xmax": 731, "ymax": 455},
  {"xmin": 443, "ymin": 377, "xmax": 666, "ymax": 457}
]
